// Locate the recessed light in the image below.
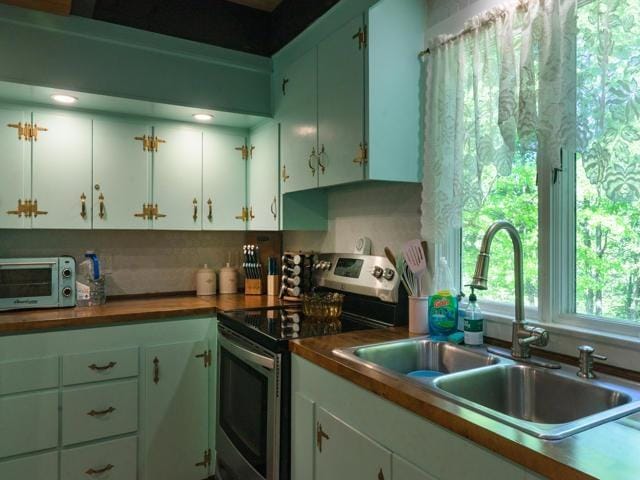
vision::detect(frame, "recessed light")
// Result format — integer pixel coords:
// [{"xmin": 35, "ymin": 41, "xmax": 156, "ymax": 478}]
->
[
  {"xmin": 51, "ymin": 94, "xmax": 78, "ymax": 104},
  {"xmin": 193, "ymin": 113, "xmax": 213, "ymax": 121}
]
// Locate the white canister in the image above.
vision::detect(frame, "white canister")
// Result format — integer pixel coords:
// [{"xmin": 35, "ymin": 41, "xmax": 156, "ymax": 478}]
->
[
  {"xmin": 219, "ymin": 263, "xmax": 238, "ymax": 294},
  {"xmin": 408, "ymin": 296, "xmax": 429, "ymax": 334},
  {"xmin": 196, "ymin": 264, "xmax": 216, "ymax": 296}
]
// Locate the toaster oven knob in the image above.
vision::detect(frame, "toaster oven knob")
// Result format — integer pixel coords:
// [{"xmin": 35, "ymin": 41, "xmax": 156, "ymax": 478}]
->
[
  {"xmin": 383, "ymin": 268, "xmax": 395, "ymax": 280},
  {"xmin": 62, "ymin": 268, "xmax": 72, "ymax": 278},
  {"xmin": 62, "ymin": 287, "xmax": 73, "ymax": 297},
  {"xmin": 371, "ymin": 266, "xmax": 384, "ymax": 279}
]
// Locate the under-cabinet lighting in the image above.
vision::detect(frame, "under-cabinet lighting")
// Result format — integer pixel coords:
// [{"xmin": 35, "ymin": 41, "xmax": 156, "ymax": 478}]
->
[
  {"xmin": 193, "ymin": 113, "xmax": 213, "ymax": 121},
  {"xmin": 51, "ymin": 94, "xmax": 78, "ymax": 104}
]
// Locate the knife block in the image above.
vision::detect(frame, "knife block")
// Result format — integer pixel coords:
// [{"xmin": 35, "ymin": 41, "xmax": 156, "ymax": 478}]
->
[
  {"xmin": 267, "ymin": 275, "xmax": 280, "ymax": 296},
  {"xmin": 244, "ymin": 278, "xmax": 263, "ymax": 295}
]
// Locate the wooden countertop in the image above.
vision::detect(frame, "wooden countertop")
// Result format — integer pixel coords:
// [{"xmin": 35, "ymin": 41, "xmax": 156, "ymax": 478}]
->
[
  {"xmin": 0, "ymin": 294, "xmax": 287, "ymax": 334},
  {"xmin": 291, "ymin": 329, "xmax": 640, "ymax": 480}
]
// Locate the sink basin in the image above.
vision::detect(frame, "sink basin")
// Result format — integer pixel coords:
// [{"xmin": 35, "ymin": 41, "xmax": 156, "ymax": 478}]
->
[
  {"xmin": 433, "ymin": 364, "xmax": 640, "ymax": 439},
  {"xmin": 334, "ymin": 337, "xmax": 508, "ymax": 377}
]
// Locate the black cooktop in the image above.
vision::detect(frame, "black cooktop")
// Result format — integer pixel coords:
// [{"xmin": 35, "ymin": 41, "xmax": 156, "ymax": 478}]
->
[{"xmin": 218, "ymin": 306, "xmax": 385, "ymax": 352}]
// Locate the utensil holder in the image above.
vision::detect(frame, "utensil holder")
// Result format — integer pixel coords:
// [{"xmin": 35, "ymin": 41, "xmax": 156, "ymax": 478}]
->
[
  {"xmin": 408, "ymin": 296, "xmax": 429, "ymax": 334},
  {"xmin": 244, "ymin": 278, "xmax": 263, "ymax": 295},
  {"xmin": 267, "ymin": 275, "xmax": 280, "ymax": 296}
]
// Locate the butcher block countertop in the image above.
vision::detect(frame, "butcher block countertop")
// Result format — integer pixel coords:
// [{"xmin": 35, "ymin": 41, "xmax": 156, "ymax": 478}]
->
[
  {"xmin": 291, "ymin": 329, "xmax": 640, "ymax": 480},
  {"xmin": 0, "ymin": 294, "xmax": 288, "ymax": 334}
]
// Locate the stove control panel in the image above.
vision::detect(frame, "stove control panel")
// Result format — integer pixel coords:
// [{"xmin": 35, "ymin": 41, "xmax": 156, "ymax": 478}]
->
[{"xmin": 312, "ymin": 253, "xmax": 400, "ymax": 303}]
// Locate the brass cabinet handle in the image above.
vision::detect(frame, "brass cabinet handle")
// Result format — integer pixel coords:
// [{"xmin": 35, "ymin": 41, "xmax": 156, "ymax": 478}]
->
[
  {"xmin": 153, "ymin": 356, "xmax": 160, "ymax": 384},
  {"xmin": 316, "ymin": 421, "xmax": 330, "ymax": 452},
  {"xmin": 235, "ymin": 207, "xmax": 248, "ymax": 222},
  {"xmin": 88, "ymin": 361, "xmax": 117, "ymax": 371},
  {"xmin": 308, "ymin": 147, "xmax": 317, "ymax": 176},
  {"xmin": 31, "ymin": 199, "xmax": 47, "ymax": 217},
  {"xmin": 87, "ymin": 406, "xmax": 116, "ymax": 417},
  {"xmin": 270, "ymin": 196, "xmax": 277, "ymax": 220},
  {"xmin": 207, "ymin": 198, "xmax": 213, "ymax": 221},
  {"xmin": 318, "ymin": 144, "xmax": 326, "ymax": 174},
  {"xmin": 282, "ymin": 78, "xmax": 289, "ymax": 95},
  {"xmin": 378, "ymin": 468, "xmax": 385, "ymax": 480},
  {"xmin": 80, "ymin": 193, "xmax": 87, "ymax": 219},
  {"xmin": 249, "ymin": 206, "xmax": 255, "ymax": 221},
  {"xmin": 98, "ymin": 193, "xmax": 105, "ymax": 219},
  {"xmin": 193, "ymin": 198, "xmax": 198, "ymax": 221},
  {"xmin": 85, "ymin": 464, "xmax": 114, "ymax": 476},
  {"xmin": 281, "ymin": 165, "xmax": 290, "ymax": 183}
]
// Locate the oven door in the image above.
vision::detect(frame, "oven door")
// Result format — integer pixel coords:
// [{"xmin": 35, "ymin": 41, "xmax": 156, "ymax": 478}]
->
[
  {"xmin": 0, "ymin": 258, "xmax": 59, "ymax": 310},
  {"xmin": 217, "ymin": 325, "xmax": 281, "ymax": 480}
]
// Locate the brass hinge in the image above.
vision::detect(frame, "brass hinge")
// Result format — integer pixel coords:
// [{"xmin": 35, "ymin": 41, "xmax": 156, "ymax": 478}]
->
[
  {"xmin": 352, "ymin": 25, "xmax": 367, "ymax": 50},
  {"xmin": 196, "ymin": 349, "xmax": 213, "ymax": 367},
  {"xmin": 195, "ymin": 448, "xmax": 212, "ymax": 468},
  {"xmin": 235, "ymin": 144, "xmax": 255, "ymax": 160},
  {"xmin": 281, "ymin": 165, "xmax": 290, "ymax": 182},
  {"xmin": 135, "ymin": 135, "xmax": 152, "ymax": 151},
  {"xmin": 134, "ymin": 203, "xmax": 153, "ymax": 219},
  {"xmin": 7, "ymin": 122, "xmax": 47, "ymax": 141},
  {"xmin": 149, "ymin": 203, "xmax": 166, "ymax": 220},
  {"xmin": 235, "ymin": 206, "xmax": 249, "ymax": 222},
  {"xmin": 7, "ymin": 199, "xmax": 47, "ymax": 217},
  {"xmin": 353, "ymin": 142, "xmax": 368, "ymax": 165},
  {"xmin": 29, "ymin": 123, "xmax": 48, "ymax": 141},
  {"xmin": 149, "ymin": 136, "xmax": 166, "ymax": 152}
]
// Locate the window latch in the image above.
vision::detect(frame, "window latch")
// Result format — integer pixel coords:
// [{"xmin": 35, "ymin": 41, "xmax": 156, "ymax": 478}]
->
[{"xmin": 553, "ymin": 147, "xmax": 565, "ymax": 184}]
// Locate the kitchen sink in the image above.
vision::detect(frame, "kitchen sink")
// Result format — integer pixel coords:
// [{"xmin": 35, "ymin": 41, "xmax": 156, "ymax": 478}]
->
[
  {"xmin": 333, "ymin": 338, "xmax": 640, "ymax": 439},
  {"xmin": 334, "ymin": 337, "xmax": 507, "ymax": 377}
]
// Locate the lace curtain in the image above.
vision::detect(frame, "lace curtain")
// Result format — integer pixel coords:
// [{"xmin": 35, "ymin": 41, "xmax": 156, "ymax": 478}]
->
[{"xmin": 420, "ymin": 0, "xmax": 576, "ymax": 244}]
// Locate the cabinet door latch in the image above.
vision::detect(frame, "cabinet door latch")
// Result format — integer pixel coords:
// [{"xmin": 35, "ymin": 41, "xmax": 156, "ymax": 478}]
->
[
  {"xmin": 195, "ymin": 349, "xmax": 213, "ymax": 367},
  {"xmin": 195, "ymin": 448, "xmax": 212, "ymax": 468},
  {"xmin": 316, "ymin": 421, "xmax": 330, "ymax": 452}
]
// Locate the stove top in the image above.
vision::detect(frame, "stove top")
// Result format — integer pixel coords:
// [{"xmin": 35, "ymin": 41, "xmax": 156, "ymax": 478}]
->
[{"xmin": 218, "ymin": 306, "xmax": 385, "ymax": 352}]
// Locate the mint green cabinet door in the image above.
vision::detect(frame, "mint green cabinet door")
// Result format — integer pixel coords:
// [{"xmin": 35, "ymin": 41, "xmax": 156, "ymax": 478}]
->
[
  {"xmin": 152, "ymin": 124, "xmax": 203, "ymax": 230},
  {"xmin": 31, "ymin": 111, "xmax": 92, "ymax": 229},
  {"xmin": 93, "ymin": 118, "xmax": 152, "ymax": 229},
  {"xmin": 0, "ymin": 451, "xmax": 57, "ymax": 480},
  {"xmin": 278, "ymin": 48, "xmax": 318, "ymax": 193},
  {"xmin": 144, "ymin": 340, "xmax": 209, "ymax": 480},
  {"xmin": 317, "ymin": 15, "xmax": 366, "ymax": 188},
  {"xmin": 0, "ymin": 107, "xmax": 29, "ymax": 229},
  {"xmin": 315, "ymin": 406, "xmax": 391, "ymax": 480},
  {"xmin": 392, "ymin": 455, "xmax": 437, "ymax": 480},
  {"xmin": 202, "ymin": 129, "xmax": 247, "ymax": 230},
  {"xmin": 248, "ymin": 121, "xmax": 279, "ymax": 231}
]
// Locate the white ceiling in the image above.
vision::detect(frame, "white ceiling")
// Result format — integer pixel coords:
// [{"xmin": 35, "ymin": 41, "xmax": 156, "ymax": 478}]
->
[{"xmin": 225, "ymin": 0, "xmax": 283, "ymax": 11}]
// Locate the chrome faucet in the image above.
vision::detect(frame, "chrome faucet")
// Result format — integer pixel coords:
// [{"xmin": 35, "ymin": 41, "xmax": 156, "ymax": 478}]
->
[{"xmin": 469, "ymin": 221, "xmax": 549, "ymax": 359}]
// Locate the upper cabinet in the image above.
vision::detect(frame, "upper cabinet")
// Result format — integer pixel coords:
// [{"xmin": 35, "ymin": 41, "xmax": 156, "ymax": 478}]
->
[
  {"xmin": 277, "ymin": 48, "xmax": 319, "ymax": 194},
  {"xmin": 0, "ymin": 107, "xmax": 30, "ymax": 229},
  {"xmin": 273, "ymin": 0, "xmax": 426, "ymax": 193},
  {"xmin": 317, "ymin": 16, "xmax": 366, "ymax": 188},
  {"xmin": 203, "ymin": 129, "xmax": 248, "ymax": 231},
  {"xmin": 248, "ymin": 121, "xmax": 279, "ymax": 231},
  {"xmin": 153, "ymin": 124, "xmax": 203, "ymax": 231},
  {"xmin": 93, "ymin": 118, "xmax": 152, "ymax": 230}
]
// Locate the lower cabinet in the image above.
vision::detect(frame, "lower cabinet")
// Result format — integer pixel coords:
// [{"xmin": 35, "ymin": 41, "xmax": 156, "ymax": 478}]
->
[
  {"xmin": 143, "ymin": 340, "xmax": 210, "ymax": 480},
  {"xmin": 0, "ymin": 316, "xmax": 216, "ymax": 480},
  {"xmin": 292, "ymin": 355, "xmax": 539, "ymax": 480}
]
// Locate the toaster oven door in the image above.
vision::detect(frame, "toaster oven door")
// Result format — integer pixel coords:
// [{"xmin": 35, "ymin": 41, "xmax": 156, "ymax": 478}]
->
[{"xmin": 0, "ymin": 259, "xmax": 59, "ymax": 310}]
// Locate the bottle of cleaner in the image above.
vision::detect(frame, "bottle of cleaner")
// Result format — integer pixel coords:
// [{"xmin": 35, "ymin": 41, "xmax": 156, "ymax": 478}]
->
[
  {"xmin": 428, "ymin": 257, "xmax": 458, "ymax": 340},
  {"xmin": 464, "ymin": 287, "xmax": 484, "ymax": 346},
  {"xmin": 76, "ymin": 251, "xmax": 106, "ymax": 307}
]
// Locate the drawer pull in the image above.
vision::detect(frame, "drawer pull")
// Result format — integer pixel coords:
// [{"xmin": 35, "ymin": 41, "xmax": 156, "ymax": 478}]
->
[
  {"xmin": 87, "ymin": 406, "xmax": 116, "ymax": 417},
  {"xmin": 85, "ymin": 464, "xmax": 114, "ymax": 475},
  {"xmin": 153, "ymin": 356, "xmax": 160, "ymax": 384},
  {"xmin": 88, "ymin": 361, "xmax": 117, "ymax": 371}
]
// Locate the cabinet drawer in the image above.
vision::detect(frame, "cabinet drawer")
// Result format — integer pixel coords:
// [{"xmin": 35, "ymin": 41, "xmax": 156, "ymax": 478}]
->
[
  {"xmin": 63, "ymin": 347, "xmax": 138, "ymax": 386},
  {"xmin": 0, "ymin": 391, "xmax": 59, "ymax": 458},
  {"xmin": 0, "ymin": 450, "xmax": 58, "ymax": 480},
  {"xmin": 62, "ymin": 379, "xmax": 138, "ymax": 446},
  {"xmin": 0, "ymin": 356, "xmax": 58, "ymax": 395},
  {"xmin": 62, "ymin": 436, "xmax": 137, "ymax": 480}
]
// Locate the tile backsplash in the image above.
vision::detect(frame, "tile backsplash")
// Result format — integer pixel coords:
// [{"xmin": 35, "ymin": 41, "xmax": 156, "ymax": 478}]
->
[{"xmin": 0, "ymin": 230, "xmax": 244, "ymax": 296}]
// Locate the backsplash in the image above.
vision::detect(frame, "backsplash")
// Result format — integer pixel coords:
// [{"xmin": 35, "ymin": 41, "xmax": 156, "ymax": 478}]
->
[
  {"xmin": 284, "ymin": 182, "xmax": 422, "ymax": 256},
  {"xmin": 0, "ymin": 230, "xmax": 244, "ymax": 296}
]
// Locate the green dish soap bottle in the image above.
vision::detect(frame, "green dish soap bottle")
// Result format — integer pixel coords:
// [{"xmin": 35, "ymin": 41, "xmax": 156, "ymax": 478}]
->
[
  {"xmin": 464, "ymin": 287, "xmax": 484, "ymax": 346},
  {"xmin": 428, "ymin": 257, "xmax": 458, "ymax": 340}
]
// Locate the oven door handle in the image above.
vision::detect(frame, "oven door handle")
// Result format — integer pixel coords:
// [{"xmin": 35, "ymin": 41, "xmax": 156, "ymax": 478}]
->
[
  {"xmin": 219, "ymin": 329, "xmax": 275, "ymax": 371},
  {"xmin": 0, "ymin": 261, "xmax": 57, "ymax": 267}
]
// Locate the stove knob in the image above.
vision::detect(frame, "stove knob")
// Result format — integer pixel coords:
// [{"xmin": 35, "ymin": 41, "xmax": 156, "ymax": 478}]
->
[
  {"xmin": 62, "ymin": 287, "xmax": 72, "ymax": 297},
  {"xmin": 371, "ymin": 266, "xmax": 384, "ymax": 279},
  {"xmin": 323, "ymin": 261, "xmax": 332, "ymax": 271},
  {"xmin": 383, "ymin": 268, "xmax": 395, "ymax": 281}
]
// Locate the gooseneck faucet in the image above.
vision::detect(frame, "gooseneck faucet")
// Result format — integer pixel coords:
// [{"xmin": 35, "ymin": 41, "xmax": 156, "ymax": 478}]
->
[{"xmin": 470, "ymin": 221, "xmax": 549, "ymax": 359}]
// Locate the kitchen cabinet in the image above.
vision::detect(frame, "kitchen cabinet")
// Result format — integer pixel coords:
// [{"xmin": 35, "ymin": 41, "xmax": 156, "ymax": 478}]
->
[
  {"xmin": 248, "ymin": 120, "xmax": 279, "ymax": 231},
  {"xmin": 153, "ymin": 124, "xmax": 203, "ymax": 230},
  {"xmin": 317, "ymin": 15, "xmax": 366, "ymax": 188},
  {"xmin": 203, "ymin": 129, "xmax": 248, "ymax": 230},
  {"xmin": 277, "ymin": 47, "xmax": 319, "ymax": 194},
  {"xmin": 31, "ymin": 111, "xmax": 92, "ymax": 229},
  {"xmin": 0, "ymin": 107, "xmax": 29, "ymax": 229},
  {"xmin": 143, "ymin": 340, "xmax": 211, "ymax": 480},
  {"xmin": 92, "ymin": 118, "xmax": 152, "ymax": 229},
  {"xmin": 292, "ymin": 355, "xmax": 536, "ymax": 480},
  {"xmin": 0, "ymin": 451, "xmax": 57, "ymax": 480}
]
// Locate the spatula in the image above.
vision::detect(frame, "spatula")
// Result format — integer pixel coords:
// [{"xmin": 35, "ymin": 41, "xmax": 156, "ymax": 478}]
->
[{"xmin": 403, "ymin": 239, "xmax": 427, "ymax": 296}]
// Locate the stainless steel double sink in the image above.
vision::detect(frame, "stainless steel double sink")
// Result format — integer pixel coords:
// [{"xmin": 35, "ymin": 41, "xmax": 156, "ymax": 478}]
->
[{"xmin": 334, "ymin": 337, "xmax": 640, "ymax": 439}]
